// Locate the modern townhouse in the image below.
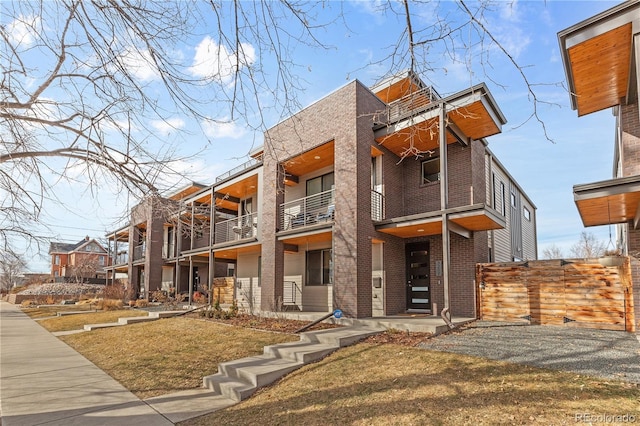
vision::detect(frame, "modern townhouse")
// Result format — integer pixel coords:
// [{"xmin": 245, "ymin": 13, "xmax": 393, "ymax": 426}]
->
[
  {"xmin": 105, "ymin": 70, "xmax": 537, "ymax": 320},
  {"xmin": 558, "ymin": 0, "xmax": 640, "ymax": 327}
]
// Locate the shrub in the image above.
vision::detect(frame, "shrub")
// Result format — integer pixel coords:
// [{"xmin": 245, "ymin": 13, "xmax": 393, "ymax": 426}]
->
[
  {"xmin": 193, "ymin": 291, "xmax": 207, "ymax": 305},
  {"xmin": 99, "ymin": 299, "xmax": 124, "ymax": 311},
  {"xmin": 102, "ymin": 284, "xmax": 127, "ymax": 301},
  {"xmin": 21, "ymin": 300, "xmax": 35, "ymax": 307},
  {"xmin": 151, "ymin": 290, "xmax": 167, "ymax": 303},
  {"xmin": 135, "ymin": 299, "xmax": 149, "ymax": 308}
]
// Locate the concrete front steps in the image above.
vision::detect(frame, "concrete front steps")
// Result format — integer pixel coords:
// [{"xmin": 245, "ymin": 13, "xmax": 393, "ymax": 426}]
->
[
  {"xmin": 203, "ymin": 326, "xmax": 382, "ymax": 402},
  {"xmin": 145, "ymin": 325, "xmax": 384, "ymax": 423}
]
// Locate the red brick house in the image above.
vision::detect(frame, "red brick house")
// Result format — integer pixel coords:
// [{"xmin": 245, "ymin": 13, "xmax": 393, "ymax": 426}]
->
[{"xmin": 48, "ymin": 236, "xmax": 109, "ymax": 281}]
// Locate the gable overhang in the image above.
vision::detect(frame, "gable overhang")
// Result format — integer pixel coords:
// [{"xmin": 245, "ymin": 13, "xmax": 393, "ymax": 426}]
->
[
  {"xmin": 375, "ymin": 204, "xmax": 505, "ymax": 239},
  {"xmin": 558, "ymin": 1, "xmax": 639, "ymax": 116},
  {"xmin": 373, "ymin": 84, "xmax": 506, "ymax": 157},
  {"xmin": 574, "ymin": 175, "xmax": 640, "ymax": 227}
]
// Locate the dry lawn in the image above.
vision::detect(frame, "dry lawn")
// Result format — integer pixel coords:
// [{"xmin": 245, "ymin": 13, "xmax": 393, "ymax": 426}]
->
[
  {"xmin": 37, "ymin": 310, "xmax": 149, "ymax": 332},
  {"xmin": 181, "ymin": 343, "xmax": 640, "ymax": 426},
  {"xmin": 22, "ymin": 304, "xmax": 96, "ymax": 319},
  {"xmin": 60, "ymin": 317, "xmax": 297, "ymax": 399}
]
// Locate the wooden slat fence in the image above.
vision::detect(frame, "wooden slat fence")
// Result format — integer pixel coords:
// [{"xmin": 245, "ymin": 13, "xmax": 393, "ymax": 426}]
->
[{"xmin": 476, "ymin": 258, "xmax": 635, "ymax": 332}]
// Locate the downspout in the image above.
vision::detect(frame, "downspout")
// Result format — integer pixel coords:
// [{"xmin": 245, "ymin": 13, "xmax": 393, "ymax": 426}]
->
[{"xmin": 439, "ymin": 104, "xmax": 454, "ymax": 329}]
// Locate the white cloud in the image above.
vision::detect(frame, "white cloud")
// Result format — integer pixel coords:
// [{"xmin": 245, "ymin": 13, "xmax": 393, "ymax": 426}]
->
[
  {"xmin": 150, "ymin": 118, "xmax": 185, "ymax": 134},
  {"xmin": 202, "ymin": 117, "xmax": 247, "ymax": 140},
  {"xmin": 7, "ymin": 15, "xmax": 41, "ymax": 47},
  {"xmin": 189, "ymin": 36, "xmax": 255, "ymax": 83},
  {"xmin": 498, "ymin": 0, "xmax": 521, "ymax": 23},
  {"xmin": 120, "ymin": 47, "xmax": 160, "ymax": 82}
]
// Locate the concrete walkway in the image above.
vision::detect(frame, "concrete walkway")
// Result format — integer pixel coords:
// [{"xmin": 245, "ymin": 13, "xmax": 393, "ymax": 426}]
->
[{"xmin": 0, "ymin": 301, "xmax": 173, "ymax": 426}]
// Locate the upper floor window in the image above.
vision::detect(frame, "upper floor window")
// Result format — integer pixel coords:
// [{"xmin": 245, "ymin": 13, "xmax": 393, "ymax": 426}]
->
[
  {"xmin": 500, "ymin": 182, "xmax": 506, "ymax": 216},
  {"xmin": 54, "ymin": 255, "xmax": 60, "ymax": 265},
  {"xmin": 421, "ymin": 157, "xmax": 440, "ymax": 184},
  {"xmin": 306, "ymin": 172, "xmax": 334, "ymax": 196},
  {"xmin": 510, "ymin": 191, "xmax": 517, "ymax": 208},
  {"xmin": 99, "ymin": 256, "xmax": 105, "ymax": 266},
  {"xmin": 523, "ymin": 206, "xmax": 531, "ymax": 221}
]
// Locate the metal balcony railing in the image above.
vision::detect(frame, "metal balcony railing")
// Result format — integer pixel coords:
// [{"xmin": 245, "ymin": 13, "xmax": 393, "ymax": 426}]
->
[
  {"xmin": 381, "ymin": 86, "xmax": 441, "ymax": 123},
  {"xmin": 214, "ymin": 212, "xmax": 258, "ymax": 245},
  {"xmin": 280, "ymin": 189, "xmax": 335, "ymax": 231},
  {"xmin": 371, "ymin": 190, "xmax": 385, "ymax": 221},
  {"xmin": 112, "ymin": 252, "xmax": 129, "ymax": 265},
  {"xmin": 133, "ymin": 244, "xmax": 145, "ymax": 261},
  {"xmin": 215, "ymin": 154, "xmax": 263, "ymax": 183}
]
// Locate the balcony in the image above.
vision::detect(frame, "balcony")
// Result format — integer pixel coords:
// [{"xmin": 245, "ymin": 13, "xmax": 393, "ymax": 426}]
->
[
  {"xmin": 215, "ymin": 154, "xmax": 263, "ymax": 183},
  {"xmin": 214, "ymin": 212, "xmax": 258, "ymax": 245},
  {"xmin": 280, "ymin": 189, "xmax": 335, "ymax": 231},
  {"xmin": 371, "ymin": 190, "xmax": 385, "ymax": 221},
  {"xmin": 133, "ymin": 244, "xmax": 145, "ymax": 261},
  {"xmin": 112, "ymin": 252, "xmax": 129, "ymax": 266},
  {"xmin": 381, "ymin": 86, "xmax": 440, "ymax": 123}
]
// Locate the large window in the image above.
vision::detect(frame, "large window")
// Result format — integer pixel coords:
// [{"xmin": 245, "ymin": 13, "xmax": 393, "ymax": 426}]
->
[
  {"xmin": 306, "ymin": 172, "xmax": 334, "ymax": 196},
  {"xmin": 421, "ymin": 157, "xmax": 440, "ymax": 184},
  {"xmin": 306, "ymin": 249, "xmax": 332, "ymax": 286}
]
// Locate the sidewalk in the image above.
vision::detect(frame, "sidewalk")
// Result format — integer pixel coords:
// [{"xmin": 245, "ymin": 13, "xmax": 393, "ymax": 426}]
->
[{"xmin": 0, "ymin": 301, "xmax": 173, "ymax": 426}]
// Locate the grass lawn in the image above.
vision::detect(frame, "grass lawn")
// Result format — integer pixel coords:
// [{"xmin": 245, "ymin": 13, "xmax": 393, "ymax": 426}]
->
[
  {"xmin": 180, "ymin": 343, "xmax": 640, "ymax": 426},
  {"xmin": 60, "ymin": 317, "xmax": 298, "ymax": 399},
  {"xmin": 22, "ymin": 304, "xmax": 97, "ymax": 319},
  {"xmin": 36, "ymin": 309, "xmax": 149, "ymax": 332}
]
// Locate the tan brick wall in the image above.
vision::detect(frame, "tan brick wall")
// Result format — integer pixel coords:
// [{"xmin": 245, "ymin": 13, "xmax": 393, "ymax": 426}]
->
[{"xmin": 622, "ymin": 102, "xmax": 640, "ymax": 177}]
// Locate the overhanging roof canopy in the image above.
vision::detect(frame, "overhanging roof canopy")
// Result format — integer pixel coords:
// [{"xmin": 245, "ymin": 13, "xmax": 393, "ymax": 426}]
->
[
  {"xmin": 574, "ymin": 175, "xmax": 640, "ymax": 227},
  {"xmin": 373, "ymin": 83, "xmax": 506, "ymax": 157},
  {"xmin": 375, "ymin": 204, "xmax": 505, "ymax": 238},
  {"xmin": 558, "ymin": 1, "xmax": 639, "ymax": 116}
]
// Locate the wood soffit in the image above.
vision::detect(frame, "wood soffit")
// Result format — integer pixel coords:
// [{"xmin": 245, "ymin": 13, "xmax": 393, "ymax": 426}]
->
[
  {"xmin": 574, "ymin": 176, "xmax": 640, "ymax": 227},
  {"xmin": 282, "ymin": 140, "xmax": 335, "ymax": 178},
  {"xmin": 374, "ymin": 99, "xmax": 501, "ymax": 158},
  {"xmin": 567, "ymin": 23, "xmax": 632, "ymax": 116},
  {"xmin": 376, "ymin": 207, "xmax": 504, "ymax": 238}
]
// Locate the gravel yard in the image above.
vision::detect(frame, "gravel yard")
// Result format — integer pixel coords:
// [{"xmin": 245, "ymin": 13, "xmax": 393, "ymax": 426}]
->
[{"xmin": 419, "ymin": 323, "xmax": 640, "ymax": 384}]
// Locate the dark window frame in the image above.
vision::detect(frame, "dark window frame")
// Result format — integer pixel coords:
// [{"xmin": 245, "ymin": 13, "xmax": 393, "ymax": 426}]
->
[{"xmin": 421, "ymin": 157, "xmax": 440, "ymax": 185}]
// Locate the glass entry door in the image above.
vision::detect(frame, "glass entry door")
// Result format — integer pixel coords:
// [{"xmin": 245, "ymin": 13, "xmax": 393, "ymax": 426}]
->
[{"xmin": 405, "ymin": 242, "xmax": 431, "ymax": 312}]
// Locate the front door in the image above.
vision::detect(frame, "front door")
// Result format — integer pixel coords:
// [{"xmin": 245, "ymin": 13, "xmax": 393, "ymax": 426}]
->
[{"xmin": 406, "ymin": 242, "xmax": 431, "ymax": 312}]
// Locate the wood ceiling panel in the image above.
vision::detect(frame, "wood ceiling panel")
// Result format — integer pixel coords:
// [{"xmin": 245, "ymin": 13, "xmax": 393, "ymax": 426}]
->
[
  {"xmin": 283, "ymin": 141, "xmax": 334, "ymax": 177},
  {"xmin": 377, "ymin": 221, "xmax": 442, "ymax": 238},
  {"xmin": 374, "ymin": 78, "xmax": 422, "ymax": 103},
  {"xmin": 449, "ymin": 101, "xmax": 501, "ymax": 140},
  {"xmin": 215, "ymin": 174, "xmax": 258, "ymax": 199},
  {"xmin": 375, "ymin": 118, "xmax": 456, "ymax": 157},
  {"xmin": 214, "ymin": 243, "xmax": 262, "ymax": 260},
  {"xmin": 568, "ymin": 23, "xmax": 632, "ymax": 116},
  {"xmin": 576, "ymin": 191, "xmax": 640, "ymax": 227},
  {"xmin": 451, "ymin": 214, "xmax": 503, "ymax": 231},
  {"xmin": 375, "ymin": 99, "xmax": 500, "ymax": 158},
  {"xmin": 279, "ymin": 230, "xmax": 333, "ymax": 246}
]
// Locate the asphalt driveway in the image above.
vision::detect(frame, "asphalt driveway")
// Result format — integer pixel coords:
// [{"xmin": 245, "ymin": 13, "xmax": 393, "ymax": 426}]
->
[{"xmin": 418, "ymin": 322, "xmax": 640, "ymax": 384}]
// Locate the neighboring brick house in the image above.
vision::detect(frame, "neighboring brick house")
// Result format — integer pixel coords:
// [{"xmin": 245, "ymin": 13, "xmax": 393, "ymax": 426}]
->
[
  {"xmin": 106, "ymin": 72, "xmax": 537, "ymax": 318},
  {"xmin": 48, "ymin": 236, "xmax": 109, "ymax": 281},
  {"xmin": 559, "ymin": 0, "xmax": 640, "ymax": 329}
]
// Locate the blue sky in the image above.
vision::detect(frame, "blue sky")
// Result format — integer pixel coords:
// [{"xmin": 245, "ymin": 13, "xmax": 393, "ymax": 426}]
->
[{"xmin": 7, "ymin": 0, "xmax": 621, "ymax": 272}]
